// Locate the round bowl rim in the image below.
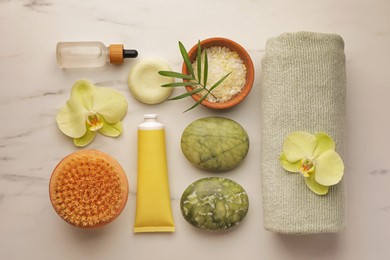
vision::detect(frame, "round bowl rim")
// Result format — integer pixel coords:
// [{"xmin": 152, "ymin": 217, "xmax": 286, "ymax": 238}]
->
[{"xmin": 182, "ymin": 37, "xmax": 254, "ymax": 110}]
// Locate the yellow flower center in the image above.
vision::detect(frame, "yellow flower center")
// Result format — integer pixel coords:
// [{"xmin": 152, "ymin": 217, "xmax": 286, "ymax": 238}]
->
[
  {"xmin": 299, "ymin": 158, "xmax": 315, "ymax": 177},
  {"xmin": 86, "ymin": 112, "xmax": 103, "ymax": 131}
]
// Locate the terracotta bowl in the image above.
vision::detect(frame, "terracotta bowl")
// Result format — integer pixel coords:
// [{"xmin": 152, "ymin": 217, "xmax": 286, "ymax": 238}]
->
[{"xmin": 182, "ymin": 37, "xmax": 254, "ymax": 109}]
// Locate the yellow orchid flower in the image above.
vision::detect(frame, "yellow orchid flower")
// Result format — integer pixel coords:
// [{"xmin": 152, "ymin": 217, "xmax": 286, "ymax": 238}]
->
[
  {"xmin": 280, "ymin": 131, "xmax": 344, "ymax": 195},
  {"xmin": 56, "ymin": 80, "xmax": 128, "ymax": 147}
]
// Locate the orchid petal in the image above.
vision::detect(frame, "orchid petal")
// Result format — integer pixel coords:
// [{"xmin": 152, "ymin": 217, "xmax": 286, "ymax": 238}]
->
[
  {"xmin": 56, "ymin": 99, "xmax": 88, "ymax": 138},
  {"xmin": 70, "ymin": 80, "xmax": 95, "ymax": 111},
  {"xmin": 304, "ymin": 174, "xmax": 329, "ymax": 195},
  {"xmin": 280, "ymin": 153, "xmax": 300, "ymax": 173},
  {"xmin": 315, "ymin": 150, "xmax": 344, "ymax": 186},
  {"xmin": 283, "ymin": 131, "xmax": 317, "ymax": 162},
  {"xmin": 73, "ymin": 130, "xmax": 97, "ymax": 147},
  {"xmin": 92, "ymin": 87, "xmax": 128, "ymax": 124},
  {"xmin": 98, "ymin": 119, "xmax": 123, "ymax": 137},
  {"xmin": 313, "ymin": 132, "xmax": 335, "ymax": 158}
]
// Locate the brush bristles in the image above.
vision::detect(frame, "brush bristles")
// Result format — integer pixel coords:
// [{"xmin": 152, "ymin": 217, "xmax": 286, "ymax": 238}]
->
[{"xmin": 52, "ymin": 154, "xmax": 124, "ymax": 227}]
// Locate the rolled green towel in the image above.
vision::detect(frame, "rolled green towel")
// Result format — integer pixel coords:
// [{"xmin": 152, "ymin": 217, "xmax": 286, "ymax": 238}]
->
[{"xmin": 260, "ymin": 32, "xmax": 346, "ymax": 234}]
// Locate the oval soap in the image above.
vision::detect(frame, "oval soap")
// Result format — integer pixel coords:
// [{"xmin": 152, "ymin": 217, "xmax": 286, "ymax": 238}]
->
[
  {"xmin": 180, "ymin": 177, "xmax": 249, "ymax": 231},
  {"xmin": 181, "ymin": 117, "xmax": 249, "ymax": 172}
]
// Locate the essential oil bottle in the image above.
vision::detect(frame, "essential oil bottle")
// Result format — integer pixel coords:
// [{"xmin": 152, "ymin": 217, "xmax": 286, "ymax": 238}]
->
[{"xmin": 56, "ymin": 41, "xmax": 138, "ymax": 68}]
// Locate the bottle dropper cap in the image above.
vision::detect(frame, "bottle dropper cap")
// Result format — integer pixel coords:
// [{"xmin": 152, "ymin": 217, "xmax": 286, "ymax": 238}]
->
[{"xmin": 109, "ymin": 44, "xmax": 138, "ymax": 64}]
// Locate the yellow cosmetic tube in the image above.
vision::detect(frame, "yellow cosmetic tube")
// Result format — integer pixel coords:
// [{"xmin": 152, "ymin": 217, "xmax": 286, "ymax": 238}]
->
[{"xmin": 134, "ymin": 114, "xmax": 175, "ymax": 233}]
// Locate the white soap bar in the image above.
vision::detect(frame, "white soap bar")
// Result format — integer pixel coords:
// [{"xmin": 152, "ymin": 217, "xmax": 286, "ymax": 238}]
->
[{"xmin": 128, "ymin": 58, "xmax": 174, "ymax": 104}]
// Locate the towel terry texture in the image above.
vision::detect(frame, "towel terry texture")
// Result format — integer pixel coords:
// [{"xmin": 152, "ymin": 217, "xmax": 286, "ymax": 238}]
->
[{"xmin": 260, "ymin": 32, "xmax": 346, "ymax": 234}]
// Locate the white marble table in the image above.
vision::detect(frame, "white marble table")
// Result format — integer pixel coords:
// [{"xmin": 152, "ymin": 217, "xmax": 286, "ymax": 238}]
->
[{"xmin": 1, "ymin": 0, "xmax": 390, "ymax": 259}]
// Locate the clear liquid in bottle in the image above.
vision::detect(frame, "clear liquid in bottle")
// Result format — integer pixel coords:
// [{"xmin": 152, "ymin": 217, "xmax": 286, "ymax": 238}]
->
[{"xmin": 56, "ymin": 41, "xmax": 138, "ymax": 68}]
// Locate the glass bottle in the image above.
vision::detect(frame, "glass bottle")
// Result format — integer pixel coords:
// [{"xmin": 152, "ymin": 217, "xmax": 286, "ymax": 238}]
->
[{"xmin": 56, "ymin": 41, "xmax": 138, "ymax": 68}]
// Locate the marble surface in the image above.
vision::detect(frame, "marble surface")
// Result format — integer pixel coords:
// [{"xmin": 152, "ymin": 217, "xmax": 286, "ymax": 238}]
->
[{"xmin": 1, "ymin": 0, "xmax": 390, "ymax": 259}]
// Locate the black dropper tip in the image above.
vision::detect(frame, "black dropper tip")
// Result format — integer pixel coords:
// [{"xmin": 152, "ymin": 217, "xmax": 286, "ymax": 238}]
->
[{"xmin": 123, "ymin": 49, "xmax": 138, "ymax": 58}]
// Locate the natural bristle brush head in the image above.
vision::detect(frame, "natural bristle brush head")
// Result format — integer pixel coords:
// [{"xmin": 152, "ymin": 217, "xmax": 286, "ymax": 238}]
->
[{"xmin": 49, "ymin": 150, "xmax": 129, "ymax": 228}]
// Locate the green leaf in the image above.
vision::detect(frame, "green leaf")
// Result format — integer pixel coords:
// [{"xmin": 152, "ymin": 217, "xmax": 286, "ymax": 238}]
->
[
  {"xmin": 283, "ymin": 131, "xmax": 317, "ymax": 162},
  {"xmin": 315, "ymin": 149, "xmax": 344, "ymax": 186},
  {"xmin": 168, "ymin": 88, "xmax": 203, "ymax": 100},
  {"xmin": 197, "ymin": 40, "xmax": 202, "ymax": 82},
  {"xmin": 203, "ymin": 50, "xmax": 208, "ymax": 86},
  {"xmin": 158, "ymin": 71, "xmax": 193, "ymax": 80},
  {"xmin": 179, "ymin": 41, "xmax": 195, "ymax": 78},
  {"xmin": 161, "ymin": 82, "xmax": 199, "ymax": 87},
  {"xmin": 304, "ymin": 174, "xmax": 329, "ymax": 195},
  {"xmin": 209, "ymin": 72, "xmax": 231, "ymax": 92},
  {"xmin": 183, "ymin": 92, "xmax": 209, "ymax": 112},
  {"xmin": 156, "ymin": 40, "xmax": 232, "ymax": 111}
]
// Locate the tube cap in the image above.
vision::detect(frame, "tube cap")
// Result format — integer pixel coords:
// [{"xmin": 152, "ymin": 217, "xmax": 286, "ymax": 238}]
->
[{"xmin": 109, "ymin": 44, "xmax": 124, "ymax": 64}]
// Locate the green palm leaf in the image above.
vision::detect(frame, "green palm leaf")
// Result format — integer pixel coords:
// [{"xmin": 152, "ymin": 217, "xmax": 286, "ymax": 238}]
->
[
  {"xmin": 179, "ymin": 41, "xmax": 195, "ymax": 79},
  {"xmin": 161, "ymin": 82, "xmax": 200, "ymax": 87},
  {"xmin": 197, "ymin": 40, "xmax": 202, "ymax": 82},
  {"xmin": 184, "ymin": 93, "xmax": 209, "ymax": 112},
  {"xmin": 158, "ymin": 40, "xmax": 231, "ymax": 112},
  {"xmin": 158, "ymin": 71, "xmax": 193, "ymax": 80},
  {"xmin": 168, "ymin": 88, "xmax": 203, "ymax": 100},
  {"xmin": 203, "ymin": 50, "xmax": 208, "ymax": 86}
]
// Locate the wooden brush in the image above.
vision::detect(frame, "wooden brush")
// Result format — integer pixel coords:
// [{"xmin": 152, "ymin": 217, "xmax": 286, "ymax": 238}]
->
[{"xmin": 49, "ymin": 150, "xmax": 128, "ymax": 228}]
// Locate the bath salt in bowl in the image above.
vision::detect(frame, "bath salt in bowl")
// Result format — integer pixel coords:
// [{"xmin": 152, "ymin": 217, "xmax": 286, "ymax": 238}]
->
[{"xmin": 183, "ymin": 38, "xmax": 254, "ymax": 109}]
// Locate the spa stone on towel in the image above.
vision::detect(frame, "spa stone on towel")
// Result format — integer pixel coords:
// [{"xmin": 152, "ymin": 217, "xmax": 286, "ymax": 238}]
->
[{"xmin": 260, "ymin": 32, "xmax": 346, "ymax": 234}]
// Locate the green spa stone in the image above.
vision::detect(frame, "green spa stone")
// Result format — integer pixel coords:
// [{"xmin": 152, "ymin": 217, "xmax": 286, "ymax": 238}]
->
[
  {"xmin": 180, "ymin": 177, "xmax": 249, "ymax": 231},
  {"xmin": 181, "ymin": 117, "xmax": 249, "ymax": 172}
]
